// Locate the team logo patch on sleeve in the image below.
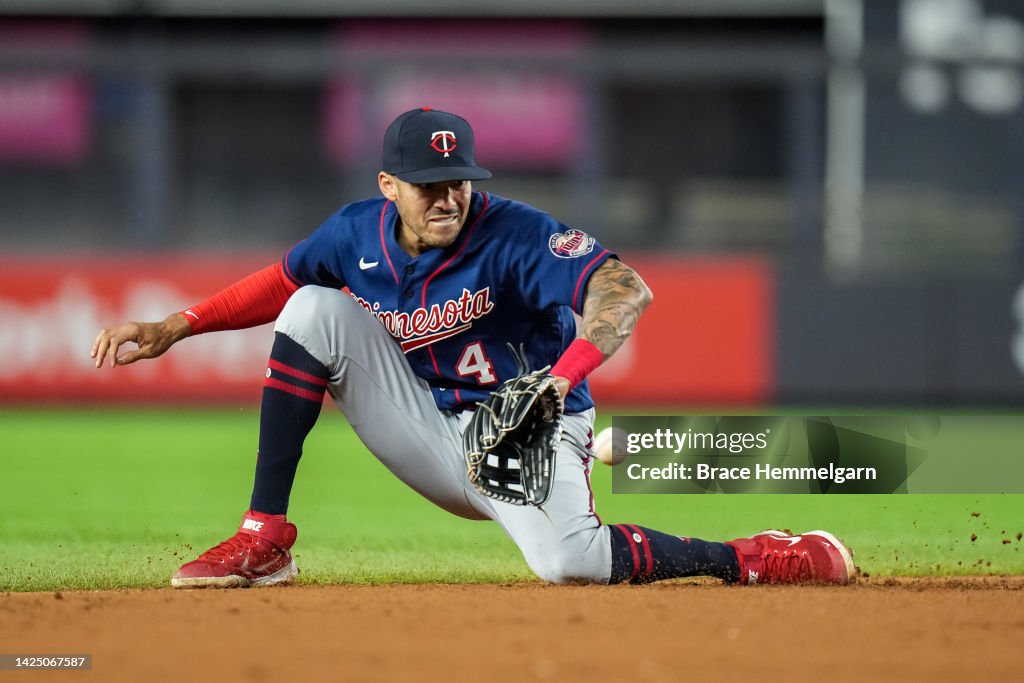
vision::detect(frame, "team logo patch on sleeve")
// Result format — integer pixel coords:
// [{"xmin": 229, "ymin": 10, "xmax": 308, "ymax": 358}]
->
[{"xmin": 548, "ymin": 229, "xmax": 596, "ymax": 258}]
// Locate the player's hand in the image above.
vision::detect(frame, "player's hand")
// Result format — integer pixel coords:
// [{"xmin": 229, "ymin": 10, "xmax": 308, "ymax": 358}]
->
[
  {"xmin": 552, "ymin": 376, "xmax": 571, "ymax": 401},
  {"xmin": 91, "ymin": 313, "xmax": 192, "ymax": 369}
]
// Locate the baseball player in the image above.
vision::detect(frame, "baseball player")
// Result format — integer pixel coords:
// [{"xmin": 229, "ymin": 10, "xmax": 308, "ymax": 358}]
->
[{"xmin": 91, "ymin": 108, "xmax": 855, "ymax": 588}]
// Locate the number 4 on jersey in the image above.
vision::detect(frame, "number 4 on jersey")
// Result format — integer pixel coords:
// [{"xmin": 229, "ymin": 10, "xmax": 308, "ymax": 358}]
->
[{"xmin": 457, "ymin": 341, "xmax": 497, "ymax": 385}]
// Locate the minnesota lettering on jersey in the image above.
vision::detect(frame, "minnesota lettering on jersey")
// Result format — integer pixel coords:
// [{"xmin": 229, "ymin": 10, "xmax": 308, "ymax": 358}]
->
[{"xmin": 350, "ymin": 287, "xmax": 494, "ymax": 353}]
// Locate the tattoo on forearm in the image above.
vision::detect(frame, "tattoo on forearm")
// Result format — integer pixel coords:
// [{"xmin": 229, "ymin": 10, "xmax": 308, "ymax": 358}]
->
[{"xmin": 581, "ymin": 260, "xmax": 652, "ymax": 359}]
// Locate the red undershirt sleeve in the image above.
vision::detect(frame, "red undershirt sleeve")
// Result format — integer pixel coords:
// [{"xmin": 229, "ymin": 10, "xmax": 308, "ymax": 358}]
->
[{"xmin": 181, "ymin": 263, "xmax": 300, "ymax": 334}]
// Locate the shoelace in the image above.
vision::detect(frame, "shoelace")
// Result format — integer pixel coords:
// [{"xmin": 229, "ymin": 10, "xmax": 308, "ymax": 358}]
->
[
  {"xmin": 764, "ymin": 550, "xmax": 813, "ymax": 583},
  {"xmin": 196, "ymin": 533, "xmax": 261, "ymax": 563}
]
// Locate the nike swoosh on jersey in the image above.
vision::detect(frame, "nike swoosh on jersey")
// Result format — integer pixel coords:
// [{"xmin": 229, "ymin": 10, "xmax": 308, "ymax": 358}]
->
[{"xmin": 359, "ymin": 258, "xmax": 379, "ymax": 270}]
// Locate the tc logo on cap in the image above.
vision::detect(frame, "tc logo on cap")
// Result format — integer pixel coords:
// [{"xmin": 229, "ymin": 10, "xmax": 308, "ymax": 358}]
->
[{"xmin": 430, "ymin": 130, "xmax": 457, "ymax": 157}]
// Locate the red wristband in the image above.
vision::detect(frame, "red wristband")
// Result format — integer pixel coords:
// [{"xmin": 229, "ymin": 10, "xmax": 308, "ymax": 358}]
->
[{"xmin": 550, "ymin": 338, "xmax": 604, "ymax": 390}]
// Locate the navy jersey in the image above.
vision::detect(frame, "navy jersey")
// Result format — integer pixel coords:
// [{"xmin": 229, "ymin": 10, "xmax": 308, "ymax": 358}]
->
[{"xmin": 283, "ymin": 191, "xmax": 613, "ymax": 414}]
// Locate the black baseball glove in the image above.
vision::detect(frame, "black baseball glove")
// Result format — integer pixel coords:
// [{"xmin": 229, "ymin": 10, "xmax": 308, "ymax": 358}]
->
[{"xmin": 463, "ymin": 368, "xmax": 564, "ymax": 506}]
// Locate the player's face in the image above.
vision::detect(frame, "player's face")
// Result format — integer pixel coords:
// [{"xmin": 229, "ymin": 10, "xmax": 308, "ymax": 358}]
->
[{"xmin": 379, "ymin": 173, "xmax": 472, "ymax": 256}]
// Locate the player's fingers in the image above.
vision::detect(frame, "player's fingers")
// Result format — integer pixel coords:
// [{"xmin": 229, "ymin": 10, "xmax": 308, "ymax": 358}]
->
[
  {"xmin": 93, "ymin": 334, "xmax": 113, "ymax": 368},
  {"xmin": 117, "ymin": 349, "xmax": 142, "ymax": 365},
  {"xmin": 90, "ymin": 329, "xmax": 108, "ymax": 359},
  {"xmin": 117, "ymin": 339, "xmax": 158, "ymax": 365},
  {"xmin": 104, "ymin": 334, "xmax": 125, "ymax": 369}
]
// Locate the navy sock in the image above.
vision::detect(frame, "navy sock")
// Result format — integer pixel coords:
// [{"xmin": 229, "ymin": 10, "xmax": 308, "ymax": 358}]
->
[
  {"xmin": 608, "ymin": 524, "xmax": 740, "ymax": 584},
  {"xmin": 249, "ymin": 333, "xmax": 330, "ymax": 515}
]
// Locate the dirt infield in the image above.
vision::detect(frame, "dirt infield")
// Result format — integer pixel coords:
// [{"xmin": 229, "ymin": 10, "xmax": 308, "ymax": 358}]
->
[{"xmin": 3, "ymin": 577, "xmax": 1022, "ymax": 682}]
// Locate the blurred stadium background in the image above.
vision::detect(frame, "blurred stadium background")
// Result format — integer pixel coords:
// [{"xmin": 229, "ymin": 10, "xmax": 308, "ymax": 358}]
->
[
  {"xmin": 4, "ymin": 2, "xmax": 1024, "ymax": 592},
  {"xmin": 2, "ymin": 0, "xmax": 1023, "ymax": 408}
]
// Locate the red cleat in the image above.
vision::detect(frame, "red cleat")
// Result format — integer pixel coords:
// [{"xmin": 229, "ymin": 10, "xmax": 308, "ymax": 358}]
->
[
  {"xmin": 171, "ymin": 510, "xmax": 299, "ymax": 589},
  {"xmin": 726, "ymin": 529, "xmax": 855, "ymax": 585}
]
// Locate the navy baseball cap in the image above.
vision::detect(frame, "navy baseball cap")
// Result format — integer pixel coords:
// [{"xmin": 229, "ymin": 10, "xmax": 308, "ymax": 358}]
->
[{"xmin": 382, "ymin": 107, "xmax": 492, "ymax": 183}]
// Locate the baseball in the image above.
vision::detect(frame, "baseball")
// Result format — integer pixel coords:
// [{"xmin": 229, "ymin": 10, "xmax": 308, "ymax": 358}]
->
[{"xmin": 593, "ymin": 426, "xmax": 628, "ymax": 466}]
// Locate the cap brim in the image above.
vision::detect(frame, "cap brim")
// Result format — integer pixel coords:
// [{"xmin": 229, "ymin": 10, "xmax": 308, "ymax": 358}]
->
[{"xmin": 393, "ymin": 166, "xmax": 492, "ymax": 183}]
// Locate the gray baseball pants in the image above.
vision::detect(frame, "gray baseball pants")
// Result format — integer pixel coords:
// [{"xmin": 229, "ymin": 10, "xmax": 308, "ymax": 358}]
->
[{"xmin": 274, "ymin": 285, "xmax": 613, "ymax": 584}]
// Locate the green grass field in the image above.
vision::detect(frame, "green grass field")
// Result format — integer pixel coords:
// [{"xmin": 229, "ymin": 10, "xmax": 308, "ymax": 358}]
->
[{"xmin": 2, "ymin": 408, "xmax": 1022, "ymax": 592}]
